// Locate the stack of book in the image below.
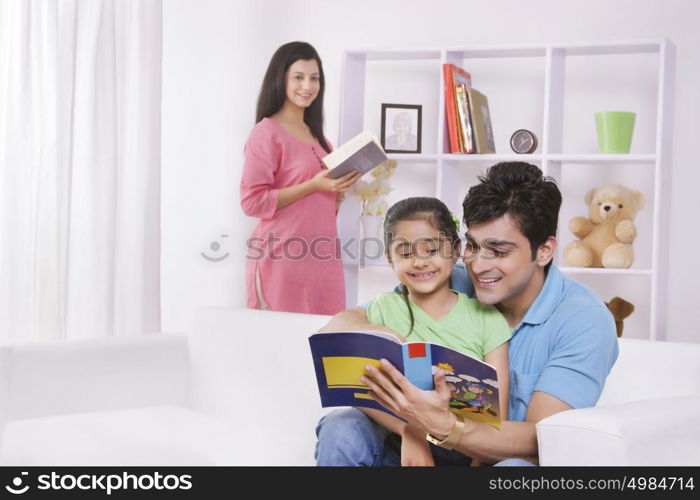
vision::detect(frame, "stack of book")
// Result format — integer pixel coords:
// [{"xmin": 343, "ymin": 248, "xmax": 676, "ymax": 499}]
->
[{"xmin": 443, "ymin": 63, "xmax": 496, "ymax": 154}]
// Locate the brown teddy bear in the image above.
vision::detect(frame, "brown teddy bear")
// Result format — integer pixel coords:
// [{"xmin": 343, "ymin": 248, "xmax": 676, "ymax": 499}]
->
[
  {"xmin": 563, "ymin": 184, "xmax": 645, "ymax": 268},
  {"xmin": 605, "ymin": 297, "xmax": 635, "ymax": 337}
]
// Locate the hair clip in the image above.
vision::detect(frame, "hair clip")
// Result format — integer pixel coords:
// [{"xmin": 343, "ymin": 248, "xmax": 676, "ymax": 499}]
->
[{"xmin": 450, "ymin": 213, "xmax": 461, "ymax": 231}]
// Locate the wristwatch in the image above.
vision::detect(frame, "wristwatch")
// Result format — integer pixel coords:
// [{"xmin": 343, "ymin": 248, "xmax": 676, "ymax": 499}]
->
[{"xmin": 425, "ymin": 413, "xmax": 464, "ymax": 450}]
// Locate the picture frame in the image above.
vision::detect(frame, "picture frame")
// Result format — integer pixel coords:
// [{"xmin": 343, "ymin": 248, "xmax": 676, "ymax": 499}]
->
[{"xmin": 380, "ymin": 103, "xmax": 422, "ymax": 154}]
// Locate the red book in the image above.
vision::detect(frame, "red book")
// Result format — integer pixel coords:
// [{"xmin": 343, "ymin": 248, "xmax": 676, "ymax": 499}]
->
[{"xmin": 442, "ymin": 63, "xmax": 472, "ymax": 153}]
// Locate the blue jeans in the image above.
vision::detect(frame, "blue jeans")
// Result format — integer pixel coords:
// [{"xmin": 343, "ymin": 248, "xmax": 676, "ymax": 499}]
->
[
  {"xmin": 315, "ymin": 408, "xmax": 472, "ymax": 466},
  {"xmin": 494, "ymin": 458, "xmax": 536, "ymax": 466},
  {"xmin": 315, "ymin": 408, "xmax": 537, "ymax": 467}
]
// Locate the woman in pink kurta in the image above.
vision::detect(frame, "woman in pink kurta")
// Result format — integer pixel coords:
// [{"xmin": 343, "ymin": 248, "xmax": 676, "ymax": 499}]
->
[{"xmin": 240, "ymin": 42, "xmax": 359, "ymax": 315}]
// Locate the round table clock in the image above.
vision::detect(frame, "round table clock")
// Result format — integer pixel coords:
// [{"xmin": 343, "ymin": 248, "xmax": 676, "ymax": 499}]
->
[{"xmin": 510, "ymin": 129, "xmax": 538, "ymax": 154}]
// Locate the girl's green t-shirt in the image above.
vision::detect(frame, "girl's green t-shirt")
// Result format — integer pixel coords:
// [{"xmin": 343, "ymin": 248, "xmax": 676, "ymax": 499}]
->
[{"xmin": 367, "ymin": 291, "xmax": 512, "ymax": 360}]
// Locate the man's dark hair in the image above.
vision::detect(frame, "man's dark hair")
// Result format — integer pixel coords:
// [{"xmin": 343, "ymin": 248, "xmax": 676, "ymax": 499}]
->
[{"xmin": 462, "ymin": 162, "xmax": 562, "ymax": 261}]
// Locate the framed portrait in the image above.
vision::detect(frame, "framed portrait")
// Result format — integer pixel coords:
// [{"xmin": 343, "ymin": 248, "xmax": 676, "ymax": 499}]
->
[{"xmin": 380, "ymin": 103, "xmax": 422, "ymax": 154}]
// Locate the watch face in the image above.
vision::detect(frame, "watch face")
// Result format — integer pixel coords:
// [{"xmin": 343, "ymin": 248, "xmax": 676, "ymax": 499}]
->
[{"xmin": 510, "ymin": 129, "xmax": 537, "ymax": 154}]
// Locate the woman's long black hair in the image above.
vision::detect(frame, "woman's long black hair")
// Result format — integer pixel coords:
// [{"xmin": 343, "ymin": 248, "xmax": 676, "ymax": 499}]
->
[
  {"xmin": 255, "ymin": 41, "xmax": 331, "ymax": 154},
  {"xmin": 383, "ymin": 197, "xmax": 462, "ymax": 336}
]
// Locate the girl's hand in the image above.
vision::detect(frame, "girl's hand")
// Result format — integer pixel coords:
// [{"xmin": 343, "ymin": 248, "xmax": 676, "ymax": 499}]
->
[
  {"xmin": 310, "ymin": 170, "xmax": 361, "ymax": 194},
  {"xmin": 400, "ymin": 424, "xmax": 435, "ymax": 466}
]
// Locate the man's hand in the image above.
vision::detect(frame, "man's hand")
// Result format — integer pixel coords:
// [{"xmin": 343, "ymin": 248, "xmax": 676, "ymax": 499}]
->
[
  {"xmin": 400, "ymin": 424, "xmax": 434, "ymax": 466},
  {"xmin": 361, "ymin": 358, "xmax": 454, "ymax": 438}
]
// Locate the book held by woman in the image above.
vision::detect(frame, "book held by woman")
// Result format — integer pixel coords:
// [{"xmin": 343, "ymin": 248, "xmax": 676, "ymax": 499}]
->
[{"xmin": 323, "ymin": 131, "xmax": 388, "ymax": 179}]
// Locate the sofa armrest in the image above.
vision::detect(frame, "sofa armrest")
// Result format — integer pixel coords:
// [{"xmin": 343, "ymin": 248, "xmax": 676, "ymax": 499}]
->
[
  {"xmin": 536, "ymin": 396, "xmax": 700, "ymax": 466},
  {"xmin": 2, "ymin": 334, "xmax": 190, "ymax": 422},
  {"xmin": 185, "ymin": 308, "xmax": 332, "ymax": 465}
]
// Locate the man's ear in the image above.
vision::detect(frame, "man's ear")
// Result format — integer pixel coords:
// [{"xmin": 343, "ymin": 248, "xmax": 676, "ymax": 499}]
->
[{"xmin": 536, "ymin": 236, "xmax": 557, "ymax": 268}]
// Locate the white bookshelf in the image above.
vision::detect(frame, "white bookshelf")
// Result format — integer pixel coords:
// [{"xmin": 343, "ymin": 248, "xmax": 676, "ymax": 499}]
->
[{"xmin": 337, "ymin": 39, "xmax": 675, "ymax": 341}]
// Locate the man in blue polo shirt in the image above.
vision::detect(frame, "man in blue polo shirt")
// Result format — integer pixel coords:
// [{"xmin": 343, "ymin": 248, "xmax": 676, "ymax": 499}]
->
[{"xmin": 315, "ymin": 162, "xmax": 618, "ymax": 466}]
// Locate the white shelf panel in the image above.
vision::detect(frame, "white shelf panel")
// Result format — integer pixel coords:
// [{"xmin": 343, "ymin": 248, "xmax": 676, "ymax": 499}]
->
[
  {"xmin": 559, "ymin": 267, "xmax": 653, "ymax": 276},
  {"xmin": 547, "ymin": 154, "xmax": 656, "ymax": 164},
  {"xmin": 553, "ymin": 40, "xmax": 663, "ymax": 56},
  {"xmin": 348, "ymin": 40, "xmax": 665, "ymax": 61},
  {"xmin": 386, "ymin": 153, "xmax": 441, "ymax": 163},
  {"xmin": 386, "ymin": 153, "xmax": 654, "ymax": 164},
  {"xmin": 443, "ymin": 153, "xmax": 544, "ymax": 162},
  {"xmin": 446, "ymin": 46, "xmax": 546, "ymax": 59},
  {"xmin": 347, "ymin": 50, "xmax": 441, "ymax": 61}
]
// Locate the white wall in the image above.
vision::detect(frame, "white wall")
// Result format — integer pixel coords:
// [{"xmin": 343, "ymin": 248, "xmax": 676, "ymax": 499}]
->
[
  {"xmin": 162, "ymin": 0, "xmax": 700, "ymax": 342},
  {"xmin": 162, "ymin": 0, "xmax": 277, "ymax": 332}
]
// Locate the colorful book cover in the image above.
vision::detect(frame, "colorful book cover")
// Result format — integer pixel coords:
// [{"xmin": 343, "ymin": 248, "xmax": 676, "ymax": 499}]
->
[
  {"xmin": 467, "ymin": 88, "xmax": 496, "ymax": 154},
  {"xmin": 309, "ymin": 331, "xmax": 502, "ymax": 428},
  {"xmin": 442, "ymin": 63, "xmax": 472, "ymax": 154}
]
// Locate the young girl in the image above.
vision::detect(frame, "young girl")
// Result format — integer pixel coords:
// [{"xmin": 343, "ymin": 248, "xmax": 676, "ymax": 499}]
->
[
  {"xmin": 240, "ymin": 42, "xmax": 360, "ymax": 315},
  {"xmin": 360, "ymin": 197, "xmax": 511, "ymax": 466}
]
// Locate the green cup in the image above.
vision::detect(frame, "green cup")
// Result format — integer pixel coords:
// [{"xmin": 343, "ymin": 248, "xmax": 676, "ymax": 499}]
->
[{"xmin": 595, "ymin": 111, "xmax": 636, "ymax": 154}]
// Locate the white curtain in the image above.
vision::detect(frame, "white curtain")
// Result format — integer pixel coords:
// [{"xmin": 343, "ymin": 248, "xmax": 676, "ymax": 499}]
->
[{"xmin": 0, "ymin": 0, "xmax": 162, "ymax": 341}]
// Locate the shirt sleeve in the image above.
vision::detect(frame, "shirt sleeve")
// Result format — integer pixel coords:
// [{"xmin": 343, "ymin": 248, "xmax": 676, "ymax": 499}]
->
[
  {"xmin": 480, "ymin": 306, "xmax": 512, "ymax": 355},
  {"xmin": 534, "ymin": 306, "xmax": 619, "ymax": 409},
  {"xmin": 450, "ymin": 264, "xmax": 474, "ymax": 297},
  {"xmin": 366, "ymin": 297, "xmax": 384, "ymax": 326},
  {"xmin": 239, "ymin": 128, "xmax": 280, "ymax": 220}
]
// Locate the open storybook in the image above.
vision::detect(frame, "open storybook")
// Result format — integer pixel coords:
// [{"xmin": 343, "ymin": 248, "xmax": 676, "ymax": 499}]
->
[
  {"xmin": 309, "ymin": 330, "xmax": 502, "ymax": 428},
  {"xmin": 323, "ymin": 131, "xmax": 388, "ymax": 179}
]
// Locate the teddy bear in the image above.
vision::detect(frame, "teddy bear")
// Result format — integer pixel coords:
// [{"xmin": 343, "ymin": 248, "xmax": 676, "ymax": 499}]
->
[
  {"xmin": 563, "ymin": 184, "xmax": 645, "ymax": 268},
  {"xmin": 605, "ymin": 296, "xmax": 635, "ymax": 337}
]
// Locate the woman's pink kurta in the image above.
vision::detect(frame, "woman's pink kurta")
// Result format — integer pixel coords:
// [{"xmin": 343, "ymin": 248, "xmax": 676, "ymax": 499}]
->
[{"xmin": 240, "ymin": 118, "xmax": 345, "ymax": 315}]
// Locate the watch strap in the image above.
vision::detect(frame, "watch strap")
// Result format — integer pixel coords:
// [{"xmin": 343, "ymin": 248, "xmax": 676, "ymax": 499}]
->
[{"xmin": 425, "ymin": 413, "xmax": 464, "ymax": 450}]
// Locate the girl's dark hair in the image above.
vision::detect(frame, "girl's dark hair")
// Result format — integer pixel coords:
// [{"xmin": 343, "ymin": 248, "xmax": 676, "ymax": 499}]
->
[
  {"xmin": 462, "ymin": 162, "xmax": 561, "ymax": 267},
  {"xmin": 255, "ymin": 41, "xmax": 331, "ymax": 153},
  {"xmin": 383, "ymin": 197, "xmax": 461, "ymax": 336}
]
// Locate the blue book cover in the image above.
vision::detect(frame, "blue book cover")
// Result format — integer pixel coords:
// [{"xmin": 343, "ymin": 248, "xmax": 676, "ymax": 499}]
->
[{"xmin": 309, "ymin": 331, "xmax": 502, "ymax": 427}]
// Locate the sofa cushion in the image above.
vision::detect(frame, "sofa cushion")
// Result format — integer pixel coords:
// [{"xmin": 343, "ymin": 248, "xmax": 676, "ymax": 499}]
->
[{"xmin": 0, "ymin": 406, "xmax": 239, "ymax": 466}]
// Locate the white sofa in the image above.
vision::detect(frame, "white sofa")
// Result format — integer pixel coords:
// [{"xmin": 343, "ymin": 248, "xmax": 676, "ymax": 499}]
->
[{"xmin": 1, "ymin": 307, "xmax": 699, "ymax": 466}]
